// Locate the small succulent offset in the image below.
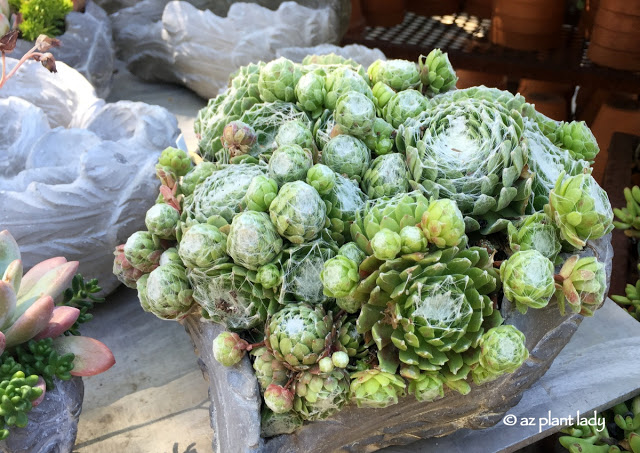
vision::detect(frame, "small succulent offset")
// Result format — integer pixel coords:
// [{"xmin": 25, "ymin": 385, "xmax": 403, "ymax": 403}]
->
[{"xmin": 500, "ymin": 250, "xmax": 555, "ymax": 314}]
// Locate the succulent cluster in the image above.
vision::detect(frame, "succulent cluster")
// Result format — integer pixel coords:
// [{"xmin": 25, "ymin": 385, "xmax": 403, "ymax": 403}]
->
[{"xmin": 116, "ymin": 51, "xmax": 612, "ymax": 438}]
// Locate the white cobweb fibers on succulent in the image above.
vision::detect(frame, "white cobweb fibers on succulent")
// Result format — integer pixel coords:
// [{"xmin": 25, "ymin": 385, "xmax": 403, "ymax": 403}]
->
[
  {"xmin": 411, "ymin": 275, "xmax": 472, "ymax": 336},
  {"xmin": 280, "ymin": 239, "xmax": 336, "ymax": 305},
  {"xmin": 526, "ymin": 225, "xmax": 558, "ymax": 258},
  {"xmin": 240, "ymin": 102, "xmax": 310, "ymax": 155}
]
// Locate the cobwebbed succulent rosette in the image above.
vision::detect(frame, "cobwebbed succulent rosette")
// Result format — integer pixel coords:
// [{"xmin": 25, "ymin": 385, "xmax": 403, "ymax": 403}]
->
[
  {"xmin": 185, "ymin": 164, "xmax": 266, "ymax": 224},
  {"xmin": 113, "ymin": 245, "xmax": 145, "ymax": 289},
  {"xmin": 144, "ymin": 263, "xmax": 194, "ymax": 321},
  {"xmin": 399, "ymin": 226, "xmax": 428, "ymax": 254},
  {"xmin": 261, "ymin": 408, "xmax": 303, "ymax": 438},
  {"xmin": 383, "ymin": 89, "xmax": 430, "ymax": 129},
  {"xmin": 549, "ymin": 120, "xmax": 600, "ymax": 163},
  {"xmin": 471, "ymin": 325, "xmax": 529, "ymax": 385},
  {"xmin": 180, "ymin": 162, "xmax": 219, "ymax": 197},
  {"xmin": 335, "ymin": 317, "xmax": 366, "ymax": 357},
  {"xmin": 274, "ymin": 120, "xmax": 315, "ymax": 151},
  {"xmin": 279, "ymin": 238, "xmax": 338, "ymax": 305},
  {"xmin": 157, "ymin": 147, "xmax": 192, "ymax": 178},
  {"xmin": 545, "ymin": 171, "xmax": 614, "ymax": 250},
  {"xmin": 323, "ymin": 174, "xmax": 367, "ymax": 245},
  {"xmin": 321, "ymin": 135, "xmax": 371, "ymax": 182},
  {"xmin": 178, "ymin": 223, "xmax": 228, "ymax": 269},
  {"xmin": 123, "ymin": 231, "xmax": 163, "ymax": 273},
  {"xmin": 418, "ymin": 49, "xmax": 458, "ymax": 97},
  {"xmin": 362, "ymin": 153, "xmax": 410, "ymax": 199},
  {"xmin": 295, "ymin": 71, "xmax": 326, "ymax": 119},
  {"xmin": 368, "ymin": 59, "xmax": 421, "ymax": 91},
  {"xmin": 320, "ymin": 255, "xmax": 360, "ymax": 299},
  {"xmin": 402, "ymin": 96, "xmax": 532, "ymax": 234},
  {"xmin": 507, "ymin": 212, "xmax": 562, "ymax": 263},
  {"xmin": 212, "ymin": 331, "xmax": 249, "ymax": 367},
  {"xmin": 338, "ymin": 242, "xmax": 367, "ymax": 266},
  {"xmin": 266, "ymin": 304, "xmax": 332, "ymax": 370},
  {"xmin": 269, "ymin": 181, "xmax": 328, "ymax": 244},
  {"xmin": 251, "ymin": 347, "xmax": 289, "ymax": 391},
  {"xmin": 500, "ymin": 250, "xmax": 555, "ymax": 314},
  {"xmin": 243, "ymin": 175, "xmax": 279, "ymax": 212},
  {"xmin": 312, "ymin": 109, "xmax": 337, "ymax": 151},
  {"xmin": 349, "ymin": 369, "xmax": 406, "ymax": 408},
  {"xmin": 258, "ymin": 57, "xmax": 302, "ymax": 103},
  {"xmin": 370, "ymin": 229, "xmax": 402, "ymax": 261},
  {"xmin": 335, "ymin": 92, "xmax": 376, "ymax": 138},
  {"xmin": 188, "ymin": 262, "xmax": 277, "ymax": 330},
  {"xmin": 268, "ymin": 144, "xmax": 313, "ymax": 187},
  {"xmin": 324, "ymin": 67, "xmax": 373, "ymax": 110},
  {"xmin": 363, "ymin": 117, "xmax": 395, "ymax": 155},
  {"xmin": 220, "ymin": 121, "xmax": 257, "ymax": 161},
  {"xmin": 306, "ymin": 164, "xmax": 336, "ymax": 196},
  {"xmin": 294, "ymin": 369, "xmax": 350, "ymax": 420},
  {"xmin": 555, "ymin": 255, "xmax": 607, "ymax": 316},
  {"xmin": 227, "ymin": 211, "xmax": 283, "ymax": 271},
  {"xmin": 372, "ymin": 82, "xmax": 395, "ymax": 114},
  {"xmin": 420, "ymin": 198, "xmax": 466, "ymax": 248}
]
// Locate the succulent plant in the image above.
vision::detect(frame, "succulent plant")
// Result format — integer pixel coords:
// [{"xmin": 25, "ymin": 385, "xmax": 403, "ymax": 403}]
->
[
  {"xmin": 260, "ymin": 407, "xmax": 303, "ymax": 438},
  {"xmin": 613, "ymin": 186, "xmax": 640, "ymax": 239},
  {"xmin": 293, "ymin": 369, "xmax": 350, "ymax": 420},
  {"xmin": 399, "ymin": 226, "xmax": 428, "ymax": 254},
  {"xmin": 321, "ymin": 135, "xmax": 371, "ymax": 182},
  {"xmin": 251, "ymin": 346, "xmax": 288, "ymax": 391},
  {"xmin": 266, "ymin": 304, "xmax": 332, "ymax": 371},
  {"xmin": 157, "ymin": 147, "xmax": 192, "ymax": 178},
  {"xmin": 362, "ymin": 153, "xmax": 410, "ymax": 199},
  {"xmin": 323, "ymin": 174, "xmax": 367, "ymax": 245},
  {"xmin": 274, "ymin": 120, "xmax": 315, "ymax": 152},
  {"xmin": 145, "ymin": 203, "xmax": 180, "ymax": 240},
  {"xmin": 320, "ymin": 255, "xmax": 359, "ymax": 298},
  {"xmin": 227, "ymin": 211, "xmax": 283, "ymax": 271},
  {"xmin": 256, "ymin": 264, "xmax": 282, "ymax": 290},
  {"xmin": 370, "ymin": 228, "xmax": 402, "ymax": 261},
  {"xmin": 178, "ymin": 223, "xmax": 228, "ymax": 269},
  {"xmin": 243, "ymin": 175, "xmax": 279, "ymax": 212},
  {"xmin": 295, "ymin": 71, "xmax": 326, "ymax": 119},
  {"xmin": 545, "ymin": 172, "xmax": 613, "ymax": 250},
  {"xmin": 363, "ymin": 117, "xmax": 396, "ymax": 155},
  {"xmin": 265, "ymin": 384, "xmax": 295, "ymax": 414},
  {"xmin": 349, "ymin": 370, "xmax": 406, "ymax": 408},
  {"xmin": 368, "ymin": 59, "xmax": 421, "ymax": 91},
  {"xmin": 420, "ymin": 199, "xmax": 466, "ymax": 248},
  {"xmin": 306, "ymin": 164, "xmax": 336, "ymax": 195},
  {"xmin": 221, "ymin": 121, "xmax": 257, "ymax": 159},
  {"xmin": 383, "ymin": 89, "xmax": 430, "ymax": 128},
  {"xmin": 554, "ymin": 255, "xmax": 606, "ymax": 316},
  {"xmin": 407, "ymin": 372, "xmax": 445, "ymax": 402},
  {"xmin": 143, "ymin": 263, "xmax": 194, "ymax": 320},
  {"xmin": 324, "ymin": 67, "xmax": 373, "ymax": 110},
  {"xmin": 471, "ymin": 325, "xmax": 529, "ymax": 385},
  {"xmin": 123, "ymin": 231, "xmax": 163, "ymax": 273},
  {"xmin": 268, "ymin": 144, "xmax": 314, "ymax": 187},
  {"xmin": 258, "ymin": 57, "xmax": 302, "ymax": 103},
  {"xmin": 372, "ymin": 82, "xmax": 395, "ymax": 114},
  {"xmin": 113, "ymin": 244, "xmax": 145, "ymax": 289},
  {"xmin": 338, "ymin": 242, "xmax": 367, "ymax": 267},
  {"xmin": 554, "ymin": 121, "xmax": 599, "ymax": 162},
  {"xmin": 159, "ymin": 248, "xmax": 183, "ymax": 266},
  {"xmin": 269, "ymin": 181, "xmax": 328, "ymax": 244},
  {"xmin": 212, "ymin": 331, "xmax": 249, "ymax": 367},
  {"xmin": 500, "ymin": 250, "xmax": 555, "ymax": 314},
  {"xmin": 334, "ymin": 92, "xmax": 376, "ymax": 138},
  {"xmin": 180, "ymin": 162, "xmax": 219, "ymax": 197},
  {"xmin": 507, "ymin": 213, "xmax": 562, "ymax": 263},
  {"xmin": 418, "ymin": 49, "xmax": 458, "ymax": 96}
]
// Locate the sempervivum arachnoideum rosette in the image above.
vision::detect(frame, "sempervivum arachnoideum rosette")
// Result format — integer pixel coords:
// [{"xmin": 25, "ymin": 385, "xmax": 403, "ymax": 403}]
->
[{"xmin": 115, "ymin": 49, "xmax": 614, "ymax": 446}]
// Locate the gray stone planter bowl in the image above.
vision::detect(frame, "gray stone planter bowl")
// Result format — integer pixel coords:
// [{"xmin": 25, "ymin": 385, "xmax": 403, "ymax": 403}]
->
[
  {"xmin": 12, "ymin": 1, "xmax": 115, "ymax": 98},
  {"xmin": 0, "ymin": 378, "xmax": 84, "ymax": 453},
  {"xmin": 182, "ymin": 235, "xmax": 613, "ymax": 452}
]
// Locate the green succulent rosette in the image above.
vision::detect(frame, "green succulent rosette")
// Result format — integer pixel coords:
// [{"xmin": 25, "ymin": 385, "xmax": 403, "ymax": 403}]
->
[
  {"xmin": 334, "ymin": 92, "xmax": 376, "ymax": 138},
  {"xmin": 180, "ymin": 162, "xmax": 219, "ymax": 197},
  {"xmin": 408, "ymin": 372, "xmax": 444, "ymax": 402},
  {"xmin": 212, "ymin": 331, "xmax": 249, "ymax": 367},
  {"xmin": 402, "ymin": 96, "xmax": 532, "ymax": 234},
  {"xmin": 321, "ymin": 135, "xmax": 371, "ymax": 182},
  {"xmin": 312, "ymin": 109, "xmax": 337, "ymax": 151},
  {"xmin": 320, "ymin": 255, "xmax": 360, "ymax": 298},
  {"xmin": 293, "ymin": 369, "xmax": 350, "ymax": 421},
  {"xmin": 324, "ymin": 67, "xmax": 373, "ymax": 110},
  {"xmin": 279, "ymin": 238, "xmax": 338, "ymax": 305},
  {"xmin": 159, "ymin": 247, "xmax": 183, "ymax": 266},
  {"xmin": 363, "ymin": 117, "xmax": 396, "ymax": 155},
  {"xmin": 220, "ymin": 121, "xmax": 257, "ymax": 160},
  {"xmin": 555, "ymin": 255, "xmax": 607, "ymax": 316},
  {"xmin": 185, "ymin": 164, "xmax": 266, "ymax": 224},
  {"xmin": 372, "ymin": 81, "xmax": 395, "ymax": 114},
  {"xmin": 545, "ymin": 172, "xmax": 613, "ymax": 250},
  {"xmin": 418, "ymin": 49, "xmax": 458, "ymax": 96},
  {"xmin": 227, "ymin": 211, "xmax": 283, "ymax": 271},
  {"xmin": 500, "ymin": 250, "xmax": 555, "ymax": 314},
  {"xmin": 349, "ymin": 370, "xmax": 406, "ymax": 409},
  {"xmin": 145, "ymin": 204, "xmax": 180, "ymax": 240},
  {"xmin": 471, "ymin": 325, "xmax": 529, "ymax": 385},
  {"xmin": 266, "ymin": 304, "xmax": 332, "ymax": 370},
  {"xmin": 274, "ymin": 120, "xmax": 315, "ymax": 151},
  {"xmin": 178, "ymin": 223, "xmax": 228, "ymax": 269},
  {"xmin": 368, "ymin": 59, "xmax": 421, "ymax": 91},
  {"xmin": 256, "ymin": 263, "xmax": 282, "ymax": 289},
  {"xmin": 338, "ymin": 242, "xmax": 367, "ymax": 266},
  {"xmin": 323, "ymin": 174, "xmax": 367, "ymax": 245},
  {"xmin": 137, "ymin": 273, "xmax": 150, "ymax": 312},
  {"xmin": 295, "ymin": 71, "xmax": 326, "ymax": 118},
  {"xmin": 260, "ymin": 408, "xmax": 303, "ymax": 438},
  {"xmin": 383, "ymin": 89, "xmax": 430, "ymax": 128},
  {"xmin": 420, "ymin": 198, "xmax": 466, "ymax": 248},
  {"xmin": 554, "ymin": 121, "xmax": 599, "ymax": 162},
  {"xmin": 124, "ymin": 231, "xmax": 163, "ymax": 273},
  {"xmin": 251, "ymin": 347, "xmax": 289, "ymax": 391},
  {"xmin": 399, "ymin": 225, "xmax": 428, "ymax": 254},
  {"xmin": 306, "ymin": 164, "xmax": 336, "ymax": 195},
  {"xmin": 336, "ymin": 317, "xmax": 366, "ymax": 357},
  {"xmin": 362, "ymin": 153, "xmax": 410, "ymax": 199},
  {"xmin": 157, "ymin": 147, "xmax": 191, "ymax": 177},
  {"xmin": 243, "ymin": 175, "xmax": 279, "ymax": 212},
  {"xmin": 144, "ymin": 263, "xmax": 194, "ymax": 320},
  {"xmin": 268, "ymin": 144, "xmax": 313, "ymax": 187},
  {"xmin": 188, "ymin": 262, "xmax": 276, "ymax": 330},
  {"xmin": 269, "ymin": 181, "xmax": 328, "ymax": 244},
  {"xmin": 507, "ymin": 212, "xmax": 562, "ymax": 263},
  {"xmin": 258, "ymin": 57, "xmax": 302, "ymax": 103},
  {"xmin": 356, "ymin": 244, "xmax": 499, "ymax": 376},
  {"xmin": 370, "ymin": 228, "xmax": 402, "ymax": 261}
]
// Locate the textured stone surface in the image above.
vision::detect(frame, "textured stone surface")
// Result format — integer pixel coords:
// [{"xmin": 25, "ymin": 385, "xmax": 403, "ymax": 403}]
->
[
  {"xmin": 0, "ymin": 378, "xmax": 84, "ymax": 453},
  {"xmin": 184, "ymin": 234, "xmax": 613, "ymax": 452},
  {"xmin": 0, "ymin": 58, "xmax": 180, "ymax": 295},
  {"xmin": 110, "ymin": 0, "xmax": 349, "ymax": 99},
  {"xmin": 12, "ymin": 1, "xmax": 115, "ymax": 98}
]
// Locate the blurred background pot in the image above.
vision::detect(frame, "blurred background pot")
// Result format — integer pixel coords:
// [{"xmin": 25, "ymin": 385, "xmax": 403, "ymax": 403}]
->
[{"xmin": 490, "ymin": 0, "xmax": 564, "ymax": 51}]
